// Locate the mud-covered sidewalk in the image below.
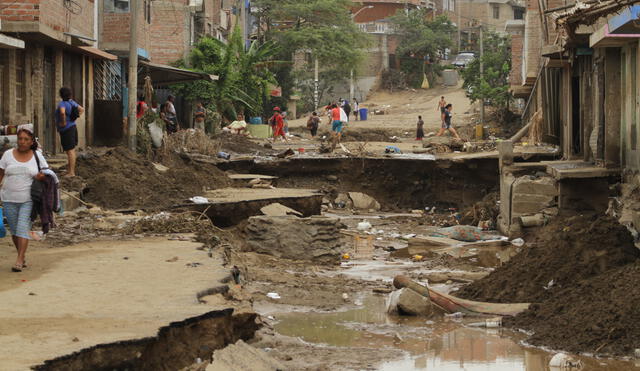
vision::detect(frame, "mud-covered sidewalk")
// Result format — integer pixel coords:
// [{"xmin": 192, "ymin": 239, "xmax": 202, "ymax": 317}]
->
[{"xmin": 0, "ymin": 237, "xmax": 250, "ymax": 370}]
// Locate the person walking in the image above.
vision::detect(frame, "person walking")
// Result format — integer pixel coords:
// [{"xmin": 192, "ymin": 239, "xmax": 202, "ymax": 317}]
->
[
  {"xmin": 56, "ymin": 87, "xmax": 83, "ymax": 177},
  {"xmin": 343, "ymin": 99, "xmax": 351, "ymax": 118},
  {"xmin": 0, "ymin": 128, "xmax": 48, "ymax": 272},
  {"xmin": 270, "ymin": 107, "xmax": 288, "ymax": 143},
  {"xmin": 437, "ymin": 96, "xmax": 447, "ymax": 127},
  {"xmin": 436, "ymin": 104, "xmax": 461, "ymax": 139},
  {"xmin": 307, "ymin": 112, "xmax": 320, "ymax": 138},
  {"xmin": 416, "ymin": 115, "xmax": 425, "ymax": 140},
  {"xmin": 164, "ymin": 95, "xmax": 178, "ymax": 134},
  {"xmin": 330, "ymin": 103, "xmax": 344, "ymax": 149},
  {"xmin": 352, "ymin": 98, "xmax": 360, "ymax": 121},
  {"xmin": 194, "ymin": 102, "xmax": 206, "ymax": 131}
]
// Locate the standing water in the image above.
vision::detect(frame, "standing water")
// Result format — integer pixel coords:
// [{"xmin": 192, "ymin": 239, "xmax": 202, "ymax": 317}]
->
[{"xmin": 272, "ymin": 293, "xmax": 638, "ymax": 370}]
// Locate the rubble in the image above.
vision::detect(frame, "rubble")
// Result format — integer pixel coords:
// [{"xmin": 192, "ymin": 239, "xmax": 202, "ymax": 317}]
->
[
  {"xmin": 387, "ymin": 288, "xmax": 434, "ymax": 316},
  {"xmin": 244, "ymin": 216, "xmax": 345, "ymax": 263}
]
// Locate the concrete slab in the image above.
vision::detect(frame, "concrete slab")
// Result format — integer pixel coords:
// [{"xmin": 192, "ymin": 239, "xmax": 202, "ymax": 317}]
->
[{"xmin": 0, "ymin": 237, "xmax": 230, "ymax": 370}]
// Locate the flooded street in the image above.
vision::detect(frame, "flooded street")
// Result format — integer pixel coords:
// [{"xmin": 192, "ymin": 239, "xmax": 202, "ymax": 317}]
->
[{"xmin": 270, "ymin": 291, "xmax": 639, "ymax": 371}]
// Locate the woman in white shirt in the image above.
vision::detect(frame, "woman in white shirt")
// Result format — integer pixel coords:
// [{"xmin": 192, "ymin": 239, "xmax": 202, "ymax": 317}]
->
[{"xmin": 0, "ymin": 128, "xmax": 47, "ymax": 272}]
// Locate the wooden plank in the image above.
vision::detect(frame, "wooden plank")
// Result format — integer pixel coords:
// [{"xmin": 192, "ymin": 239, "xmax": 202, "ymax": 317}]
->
[{"xmin": 551, "ymin": 167, "xmax": 621, "ymax": 179}]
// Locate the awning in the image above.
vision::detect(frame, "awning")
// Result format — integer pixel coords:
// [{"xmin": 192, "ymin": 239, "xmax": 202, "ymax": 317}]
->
[
  {"xmin": 77, "ymin": 46, "xmax": 117, "ymax": 60},
  {"xmin": 138, "ymin": 61, "xmax": 218, "ymax": 86}
]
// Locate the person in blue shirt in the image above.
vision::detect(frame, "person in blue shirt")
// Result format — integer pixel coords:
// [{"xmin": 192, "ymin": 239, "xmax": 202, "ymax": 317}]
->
[{"xmin": 56, "ymin": 87, "xmax": 84, "ymax": 177}]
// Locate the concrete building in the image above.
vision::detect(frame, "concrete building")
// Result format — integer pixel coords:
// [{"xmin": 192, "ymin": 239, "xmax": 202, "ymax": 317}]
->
[
  {"xmin": 0, "ymin": 0, "xmax": 117, "ymax": 153},
  {"xmin": 498, "ymin": 1, "xmax": 639, "ymax": 235}
]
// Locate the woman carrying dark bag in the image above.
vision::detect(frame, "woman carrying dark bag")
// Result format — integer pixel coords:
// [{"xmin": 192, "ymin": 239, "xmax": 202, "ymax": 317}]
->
[{"xmin": 0, "ymin": 128, "xmax": 49, "ymax": 272}]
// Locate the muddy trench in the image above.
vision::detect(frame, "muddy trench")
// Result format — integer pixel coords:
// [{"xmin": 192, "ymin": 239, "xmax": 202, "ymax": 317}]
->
[
  {"xmin": 219, "ymin": 157, "xmax": 499, "ymax": 211},
  {"xmin": 36, "ymin": 309, "xmax": 259, "ymax": 371}
]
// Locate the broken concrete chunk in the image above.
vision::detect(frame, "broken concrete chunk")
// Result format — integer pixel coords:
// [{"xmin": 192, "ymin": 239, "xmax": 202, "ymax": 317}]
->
[
  {"xmin": 152, "ymin": 163, "xmax": 169, "ymax": 172},
  {"xmin": 260, "ymin": 203, "xmax": 302, "ymax": 217},
  {"xmin": 348, "ymin": 192, "xmax": 381, "ymax": 211},
  {"xmin": 245, "ymin": 216, "xmax": 345, "ymax": 263},
  {"xmin": 387, "ymin": 288, "xmax": 434, "ymax": 316},
  {"xmin": 422, "ymin": 136, "xmax": 463, "ymax": 147},
  {"xmin": 206, "ymin": 340, "xmax": 285, "ymax": 371}
]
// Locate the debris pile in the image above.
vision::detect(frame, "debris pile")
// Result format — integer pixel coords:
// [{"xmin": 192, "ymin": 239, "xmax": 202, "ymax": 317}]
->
[
  {"xmin": 75, "ymin": 148, "xmax": 231, "ymax": 210},
  {"xmin": 457, "ymin": 214, "xmax": 640, "ymax": 356},
  {"xmin": 458, "ymin": 214, "xmax": 639, "ymax": 303},
  {"xmin": 120, "ymin": 212, "xmax": 211, "ymax": 234}
]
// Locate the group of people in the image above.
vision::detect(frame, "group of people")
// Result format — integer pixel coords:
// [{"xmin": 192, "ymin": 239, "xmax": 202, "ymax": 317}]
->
[
  {"xmin": 303, "ymin": 98, "xmax": 360, "ymax": 142},
  {"xmin": 137, "ymin": 95, "xmax": 206, "ymax": 134},
  {"xmin": 415, "ymin": 96, "xmax": 461, "ymax": 141}
]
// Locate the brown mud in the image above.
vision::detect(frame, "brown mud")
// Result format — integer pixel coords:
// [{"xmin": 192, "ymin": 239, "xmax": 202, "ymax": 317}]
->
[
  {"xmin": 35, "ymin": 309, "xmax": 259, "ymax": 371},
  {"xmin": 457, "ymin": 214, "xmax": 639, "ymax": 303},
  {"xmin": 72, "ymin": 147, "xmax": 231, "ymax": 210},
  {"xmin": 220, "ymin": 157, "xmax": 499, "ymax": 211},
  {"xmin": 457, "ymin": 214, "xmax": 640, "ymax": 357}
]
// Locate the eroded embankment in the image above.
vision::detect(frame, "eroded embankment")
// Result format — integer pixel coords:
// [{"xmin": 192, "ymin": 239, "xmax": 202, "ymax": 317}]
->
[
  {"xmin": 35, "ymin": 309, "xmax": 260, "ymax": 371},
  {"xmin": 219, "ymin": 157, "xmax": 499, "ymax": 211}
]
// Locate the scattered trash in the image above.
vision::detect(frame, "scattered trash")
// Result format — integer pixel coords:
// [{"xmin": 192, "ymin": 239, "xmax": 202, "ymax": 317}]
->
[
  {"xmin": 357, "ymin": 220, "xmax": 372, "ymax": 231},
  {"xmin": 385, "ymin": 145, "xmax": 401, "ymax": 154},
  {"xmin": 549, "ymin": 353, "xmax": 582, "ymax": 369},
  {"xmin": 511, "ymin": 238, "xmax": 525, "ymax": 247},
  {"xmin": 189, "ymin": 196, "xmax": 209, "ymax": 204},
  {"xmin": 544, "ymin": 279, "xmax": 555, "ymax": 290},
  {"xmin": 402, "ymin": 233, "xmax": 417, "ymax": 240},
  {"xmin": 342, "ymin": 253, "xmax": 351, "ymax": 260},
  {"xmin": 28, "ymin": 292, "xmax": 36, "ymax": 296},
  {"xmin": 341, "ymin": 293, "xmax": 349, "ymax": 300},
  {"xmin": 266, "ymin": 292, "xmax": 281, "ymax": 299},
  {"xmin": 165, "ymin": 256, "xmax": 179, "ymax": 262},
  {"xmin": 412, "ymin": 255, "xmax": 424, "ymax": 262},
  {"xmin": 216, "ymin": 151, "xmax": 231, "ymax": 160},
  {"xmin": 444, "ymin": 312, "xmax": 464, "ymax": 319},
  {"xmin": 185, "ymin": 262, "xmax": 202, "ymax": 268},
  {"xmin": 468, "ymin": 317, "xmax": 502, "ymax": 328}
]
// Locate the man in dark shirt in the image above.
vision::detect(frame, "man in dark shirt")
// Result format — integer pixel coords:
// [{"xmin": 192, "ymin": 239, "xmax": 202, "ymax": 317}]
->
[{"xmin": 436, "ymin": 104, "xmax": 461, "ymax": 139}]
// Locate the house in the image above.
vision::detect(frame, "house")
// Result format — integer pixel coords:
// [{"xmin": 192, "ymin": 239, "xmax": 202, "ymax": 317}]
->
[
  {"xmin": 498, "ymin": 0, "xmax": 638, "ymax": 236},
  {"xmin": 96, "ymin": 0, "xmax": 221, "ymax": 144},
  {"xmin": 0, "ymin": 0, "xmax": 117, "ymax": 153},
  {"xmin": 457, "ymin": 0, "xmax": 525, "ymax": 51}
]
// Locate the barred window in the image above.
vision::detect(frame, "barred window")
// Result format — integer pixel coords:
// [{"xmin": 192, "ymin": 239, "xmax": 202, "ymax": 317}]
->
[{"xmin": 15, "ymin": 50, "xmax": 26, "ymax": 115}]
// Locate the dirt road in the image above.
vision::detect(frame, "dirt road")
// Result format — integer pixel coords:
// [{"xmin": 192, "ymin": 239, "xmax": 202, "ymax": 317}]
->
[
  {"xmin": 289, "ymin": 84, "xmax": 475, "ymax": 135},
  {"xmin": 0, "ymin": 237, "xmax": 230, "ymax": 370}
]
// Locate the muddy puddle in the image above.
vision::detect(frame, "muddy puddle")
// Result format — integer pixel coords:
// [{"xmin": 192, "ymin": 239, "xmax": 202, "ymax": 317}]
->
[{"xmin": 269, "ymin": 293, "xmax": 638, "ymax": 370}]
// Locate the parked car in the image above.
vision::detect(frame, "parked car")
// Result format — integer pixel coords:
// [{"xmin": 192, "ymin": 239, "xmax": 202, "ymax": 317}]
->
[{"xmin": 452, "ymin": 52, "xmax": 476, "ymax": 68}]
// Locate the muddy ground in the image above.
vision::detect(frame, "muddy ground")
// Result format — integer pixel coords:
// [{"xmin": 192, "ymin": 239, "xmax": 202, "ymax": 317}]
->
[
  {"xmin": 65, "ymin": 147, "xmax": 231, "ymax": 210},
  {"xmin": 458, "ymin": 214, "xmax": 640, "ymax": 357}
]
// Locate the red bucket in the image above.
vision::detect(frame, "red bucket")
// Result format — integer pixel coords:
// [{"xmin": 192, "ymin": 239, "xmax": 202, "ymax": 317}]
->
[{"xmin": 298, "ymin": 148, "xmax": 305, "ymax": 154}]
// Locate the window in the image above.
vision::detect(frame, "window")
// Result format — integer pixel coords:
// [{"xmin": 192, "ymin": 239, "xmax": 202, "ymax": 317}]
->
[
  {"xmin": 492, "ymin": 5, "xmax": 500, "ymax": 19},
  {"xmin": 104, "ymin": 0, "xmax": 129, "ymax": 13},
  {"xmin": 15, "ymin": 50, "xmax": 26, "ymax": 115},
  {"xmin": 514, "ymin": 8, "xmax": 524, "ymax": 20},
  {"xmin": 144, "ymin": 0, "xmax": 151, "ymax": 23}
]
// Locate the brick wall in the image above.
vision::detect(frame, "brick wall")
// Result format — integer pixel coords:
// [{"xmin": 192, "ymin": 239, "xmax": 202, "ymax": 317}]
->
[
  {"xmin": 100, "ymin": 5, "xmax": 151, "ymax": 53},
  {"xmin": 510, "ymin": 32, "xmax": 523, "ymax": 85},
  {"xmin": 149, "ymin": 0, "xmax": 190, "ymax": 65},
  {"xmin": 0, "ymin": 0, "xmax": 40, "ymax": 22},
  {"xmin": 353, "ymin": 3, "xmax": 409, "ymax": 23},
  {"xmin": 1, "ymin": 0, "xmax": 95, "ymax": 38}
]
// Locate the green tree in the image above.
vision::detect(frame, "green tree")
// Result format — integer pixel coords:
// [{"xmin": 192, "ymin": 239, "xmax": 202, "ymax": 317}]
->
[
  {"xmin": 254, "ymin": 0, "xmax": 368, "ymax": 109},
  {"xmin": 460, "ymin": 31, "xmax": 512, "ymax": 111},
  {"xmin": 390, "ymin": 12, "xmax": 456, "ymax": 88},
  {"xmin": 172, "ymin": 26, "xmax": 283, "ymax": 120}
]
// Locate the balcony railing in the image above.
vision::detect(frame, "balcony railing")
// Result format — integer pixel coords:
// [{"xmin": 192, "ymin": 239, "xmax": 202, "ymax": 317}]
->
[{"xmin": 357, "ymin": 22, "xmax": 395, "ymax": 34}]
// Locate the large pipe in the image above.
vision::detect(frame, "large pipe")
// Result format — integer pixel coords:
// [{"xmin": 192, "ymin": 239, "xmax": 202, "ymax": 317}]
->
[{"xmin": 393, "ymin": 275, "xmax": 530, "ymax": 316}]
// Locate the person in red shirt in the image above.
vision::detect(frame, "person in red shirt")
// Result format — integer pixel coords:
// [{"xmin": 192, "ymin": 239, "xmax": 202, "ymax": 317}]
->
[{"xmin": 269, "ymin": 107, "xmax": 288, "ymax": 142}]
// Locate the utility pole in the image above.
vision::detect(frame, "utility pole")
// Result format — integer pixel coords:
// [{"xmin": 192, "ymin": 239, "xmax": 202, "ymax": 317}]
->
[
  {"xmin": 349, "ymin": 69, "xmax": 354, "ymax": 103},
  {"xmin": 314, "ymin": 57, "xmax": 319, "ymax": 110},
  {"xmin": 479, "ymin": 25, "xmax": 485, "ymax": 133},
  {"xmin": 127, "ymin": 0, "xmax": 138, "ymax": 151},
  {"xmin": 240, "ymin": 0, "xmax": 247, "ymax": 48},
  {"xmin": 457, "ymin": 0, "xmax": 461, "ymax": 52}
]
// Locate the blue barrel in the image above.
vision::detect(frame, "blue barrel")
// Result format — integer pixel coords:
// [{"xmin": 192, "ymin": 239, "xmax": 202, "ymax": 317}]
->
[
  {"xmin": 250, "ymin": 117, "xmax": 262, "ymax": 125},
  {"xmin": 359, "ymin": 108, "xmax": 368, "ymax": 121}
]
